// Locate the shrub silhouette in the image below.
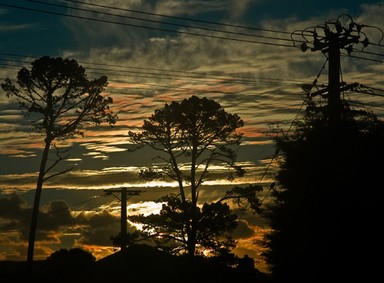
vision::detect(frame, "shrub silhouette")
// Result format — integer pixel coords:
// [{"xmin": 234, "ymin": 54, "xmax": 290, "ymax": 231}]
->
[{"xmin": 44, "ymin": 248, "xmax": 95, "ymax": 280}]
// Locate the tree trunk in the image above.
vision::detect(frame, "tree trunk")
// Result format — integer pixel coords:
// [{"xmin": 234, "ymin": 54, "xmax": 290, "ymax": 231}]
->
[
  {"xmin": 26, "ymin": 138, "xmax": 51, "ymax": 276},
  {"xmin": 188, "ymin": 144, "xmax": 198, "ymax": 257}
]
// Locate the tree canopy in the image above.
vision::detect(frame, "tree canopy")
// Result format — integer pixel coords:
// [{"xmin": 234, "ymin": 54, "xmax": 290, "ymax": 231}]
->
[
  {"xmin": 2, "ymin": 56, "xmax": 117, "ymax": 140},
  {"xmin": 262, "ymin": 97, "xmax": 384, "ymax": 282},
  {"xmin": 128, "ymin": 95, "xmax": 245, "ymax": 191}
]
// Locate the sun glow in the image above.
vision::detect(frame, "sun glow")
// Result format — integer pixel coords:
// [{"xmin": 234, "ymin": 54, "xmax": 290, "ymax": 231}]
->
[{"xmin": 127, "ymin": 201, "xmax": 163, "ymax": 216}]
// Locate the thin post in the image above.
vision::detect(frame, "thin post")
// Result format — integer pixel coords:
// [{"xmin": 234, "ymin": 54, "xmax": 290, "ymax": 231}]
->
[
  {"xmin": 121, "ymin": 187, "xmax": 127, "ymax": 251},
  {"xmin": 103, "ymin": 188, "xmax": 142, "ymax": 251}
]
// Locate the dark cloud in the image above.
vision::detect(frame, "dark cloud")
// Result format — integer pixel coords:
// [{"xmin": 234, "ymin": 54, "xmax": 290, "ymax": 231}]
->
[
  {"xmin": 0, "ymin": 193, "xmax": 122, "ymax": 247},
  {"xmin": 74, "ymin": 210, "xmax": 137, "ymax": 246},
  {"xmin": 0, "ymin": 193, "xmax": 29, "ymax": 220},
  {"xmin": 37, "ymin": 200, "xmax": 75, "ymax": 231}
]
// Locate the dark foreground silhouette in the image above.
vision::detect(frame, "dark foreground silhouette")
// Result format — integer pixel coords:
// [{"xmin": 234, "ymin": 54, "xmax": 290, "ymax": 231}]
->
[{"xmin": 0, "ymin": 245, "xmax": 270, "ymax": 283}]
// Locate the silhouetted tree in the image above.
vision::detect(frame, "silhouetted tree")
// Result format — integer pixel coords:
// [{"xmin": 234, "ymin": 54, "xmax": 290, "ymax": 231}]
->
[
  {"xmin": 262, "ymin": 97, "xmax": 384, "ymax": 282},
  {"xmin": 44, "ymin": 248, "xmax": 95, "ymax": 281},
  {"xmin": 129, "ymin": 194, "xmax": 238, "ymax": 255},
  {"xmin": 88, "ymin": 244, "xmax": 268, "ymax": 283},
  {"xmin": 128, "ymin": 95, "xmax": 262, "ymax": 256},
  {"xmin": 110, "ymin": 230, "xmax": 143, "ymax": 251},
  {"xmin": 46, "ymin": 247, "xmax": 95, "ymax": 267},
  {"xmin": 1, "ymin": 56, "xmax": 117, "ymax": 274}
]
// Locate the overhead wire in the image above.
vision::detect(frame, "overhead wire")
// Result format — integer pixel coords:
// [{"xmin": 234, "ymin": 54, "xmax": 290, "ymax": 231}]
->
[
  {"xmin": 257, "ymin": 97, "xmax": 308, "ymax": 208},
  {"xmin": 28, "ymin": 0, "xmax": 295, "ymax": 44},
  {"xmin": 255, "ymin": 58, "xmax": 330, "ymax": 208},
  {"xmin": 62, "ymin": 0, "xmax": 300, "ymax": 36},
  {"xmin": 0, "ymin": 52, "xmax": 312, "ymax": 90},
  {"xmin": 1, "ymin": 3, "xmax": 382, "ymax": 66},
  {"xmin": 1, "ymin": 1, "xmax": 382, "ymax": 62},
  {"xmin": 351, "ymin": 48, "xmax": 384, "ymax": 58},
  {"xmin": 228, "ymin": 93, "xmax": 308, "ymax": 225},
  {"xmin": 341, "ymin": 52, "xmax": 384, "ymax": 63},
  {"xmin": 0, "ymin": 2, "xmax": 298, "ymax": 48}
]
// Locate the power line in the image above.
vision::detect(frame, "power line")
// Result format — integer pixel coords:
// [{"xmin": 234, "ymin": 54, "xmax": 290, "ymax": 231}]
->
[
  {"xmin": 0, "ymin": 51, "xmax": 379, "ymax": 118},
  {"xmin": 258, "ymin": 98, "xmax": 308, "ymax": 207},
  {"xmin": 0, "ymin": 52, "xmax": 310, "ymax": 88},
  {"xmin": 231, "ymin": 98, "xmax": 307, "ymax": 224},
  {"xmin": 0, "ymin": 3, "xmax": 298, "ymax": 48},
  {"xmin": 341, "ymin": 52, "xmax": 384, "ymax": 63},
  {"xmin": 352, "ymin": 48, "xmax": 384, "ymax": 58},
  {"xmin": 62, "ymin": 0, "xmax": 299, "ymax": 36},
  {"xmin": 1, "ymin": 52, "xmax": 378, "ymax": 123},
  {"xmin": 29, "ymin": 0, "xmax": 294, "ymax": 44},
  {"xmin": 3, "ymin": 4, "xmax": 382, "ymax": 72},
  {"xmin": 0, "ymin": 57, "xmax": 311, "ymax": 105},
  {"xmin": 63, "ymin": 0, "xmax": 384, "ymax": 52}
]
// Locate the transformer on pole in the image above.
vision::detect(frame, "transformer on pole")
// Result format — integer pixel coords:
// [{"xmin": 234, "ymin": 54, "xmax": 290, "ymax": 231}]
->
[{"xmin": 296, "ymin": 14, "xmax": 370, "ymax": 128}]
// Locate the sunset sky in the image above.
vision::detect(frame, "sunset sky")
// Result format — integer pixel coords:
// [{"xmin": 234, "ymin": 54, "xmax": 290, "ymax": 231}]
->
[{"xmin": 0, "ymin": 0, "xmax": 383, "ymax": 271}]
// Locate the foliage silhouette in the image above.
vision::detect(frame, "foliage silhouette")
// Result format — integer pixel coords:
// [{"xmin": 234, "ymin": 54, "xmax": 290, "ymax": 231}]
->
[
  {"xmin": 110, "ymin": 230, "xmax": 143, "ymax": 250},
  {"xmin": 1, "ymin": 56, "xmax": 117, "ymax": 274},
  {"xmin": 127, "ymin": 95, "xmax": 262, "ymax": 257},
  {"xmin": 44, "ymin": 248, "xmax": 95, "ymax": 281},
  {"xmin": 262, "ymin": 97, "xmax": 384, "ymax": 282},
  {"xmin": 89, "ymin": 244, "xmax": 269, "ymax": 283},
  {"xmin": 129, "ymin": 194, "xmax": 238, "ymax": 255},
  {"xmin": 0, "ymin": 245, "xmax": 270, "ymax": 282}
]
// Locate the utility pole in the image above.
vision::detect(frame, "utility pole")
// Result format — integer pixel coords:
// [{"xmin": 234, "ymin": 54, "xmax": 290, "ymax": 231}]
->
[
  {"xmin": 299, "ymin": 14, "xmax": 370, "ymax": 128},
  {"xmin": 327, "ymin": 31, "xmax": 341, "ymax": 126},
  {"xmin": 104, "ymin": 187, "xmax": 142, "ymax": 251}
]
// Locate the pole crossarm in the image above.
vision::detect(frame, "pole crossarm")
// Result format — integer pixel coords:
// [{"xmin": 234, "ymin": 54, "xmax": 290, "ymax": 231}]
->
[
  {"xmin": 103, "ymin": 187, "xmax": 143, "ymax": 195},
  {"xmin": 310, "ymin": 82, "xmax": 360, "ymax": 97}
]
